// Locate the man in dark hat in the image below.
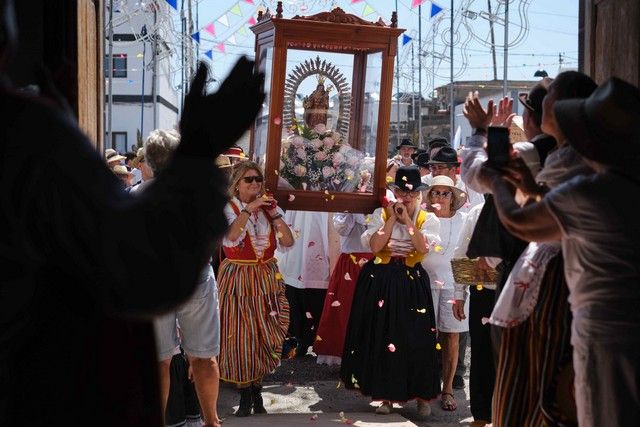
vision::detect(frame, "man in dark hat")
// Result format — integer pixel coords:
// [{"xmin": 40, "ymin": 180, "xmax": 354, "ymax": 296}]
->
[
  {"xmin": 484, "ymin": 76, "xmax": 640, "ymax": 427},
  {"xmin": 395, "ymin": 138, "xmax": 418, "ymax": 167},
  {"xmin": 426, "ymin": 137, "xmax": 450, "ymax": 159}
]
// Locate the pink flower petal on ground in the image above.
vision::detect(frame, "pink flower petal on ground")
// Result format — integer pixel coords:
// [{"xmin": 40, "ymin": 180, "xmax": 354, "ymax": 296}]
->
[
  {"xmin": 378, "ymin": 299, "xmax": 384, "ymax": 308},
  {"xmin": 331, "ymin": 300, "xmax": 341, "ymax": 307},
  {"xmin": 344, "ymin": 272, "xmax": 352, "ymax": 281},
  {"xmin": 387, "ymin": 343, "xmax": 396, "ymax": 352},
  {"xmin": 288, "ymin": 194, "xmax": 295, "ymax": 201},
  {"xmin": 305, "ymin": 311, "xmax": 313, "ymax": 319}
]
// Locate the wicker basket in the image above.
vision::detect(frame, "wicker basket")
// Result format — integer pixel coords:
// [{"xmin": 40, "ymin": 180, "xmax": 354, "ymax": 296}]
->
[{"xmin": 450, "ymin": 258, "xmax": 498, "ymax": 286}]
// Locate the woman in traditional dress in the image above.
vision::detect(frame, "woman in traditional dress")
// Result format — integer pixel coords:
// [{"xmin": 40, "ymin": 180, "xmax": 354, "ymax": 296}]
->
[
  {"xmin": 218, "ymin": 161, "xmax": 294, "ymax": 417},
  {"xmin": 421, "ymin": 175, "xmax": 470, "ymax": 412},
  {"xmin": 340, "ymin": 166, "xmax": 441, "ymax": 418}
]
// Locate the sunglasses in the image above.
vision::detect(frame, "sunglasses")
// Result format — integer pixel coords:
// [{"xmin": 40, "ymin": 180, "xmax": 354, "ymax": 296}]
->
[
  {"xmin": 430, "ymin": 190, "xmax": 452, "ymax": 197},
  {"xmin": 241, "ymin": 175, "xmax": 264, "ymax": 184},
  {"xmin": 429, "ymin": 164, "xmax": 453, "ymax": 171}
]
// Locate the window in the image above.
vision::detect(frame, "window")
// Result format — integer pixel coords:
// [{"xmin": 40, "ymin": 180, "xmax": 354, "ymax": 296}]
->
[
  {"xmin": 112, "ymin": 132, "xmax": 127, "ymax": 153},
  {"xmin": 105, "ymin": 54, "xmax": 127, "ymax": 78}
]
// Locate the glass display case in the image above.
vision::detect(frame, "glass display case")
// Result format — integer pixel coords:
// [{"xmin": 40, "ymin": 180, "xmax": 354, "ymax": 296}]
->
[{"xmin": 250, "ymin": 3, "xmax": 404, "ymax": 213}]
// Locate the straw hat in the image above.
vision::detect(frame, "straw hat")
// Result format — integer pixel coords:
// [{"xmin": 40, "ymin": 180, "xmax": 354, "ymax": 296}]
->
[
  {"xmin": 105, "ymin": 148, "xmax": 125, "ymax": 164},
  {"xmin": 215, "ymin": 155, "xmax": 232, "ymax": 168},
  {"xmin": 425, "ymin": 175, "xmax": 467, "ymax": 211}
]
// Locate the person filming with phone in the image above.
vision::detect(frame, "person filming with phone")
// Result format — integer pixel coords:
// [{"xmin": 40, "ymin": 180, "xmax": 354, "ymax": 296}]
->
[{"xmin": 217, "ymin": 161, "xmax": 293, "ymax": 417}]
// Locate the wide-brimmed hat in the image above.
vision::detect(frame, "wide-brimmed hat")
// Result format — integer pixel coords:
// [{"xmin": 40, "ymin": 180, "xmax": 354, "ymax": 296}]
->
[
  {"xmin": 427, "ymin": 146, "xmax": 460, "ymax": 166},
  {"xmin": 105, "ymin": 148, "xmax": 125, "ymax": 164},
  {"xmin": 414, "ymin": 152, "xmax": 430, "ymax": 169},
  {"xmin": 112, "ymin": 164, "xmax": 131, "ymax": 176},
  {"xmin": 425, "ymin": 175, "xmax": 467, "ymax": 211},
  {"xmin": 411, "ymin": 147, "xmax": 427, "ymax": 161},
  {"xmin": 387, "ymin": 165, "xmax": 427, "ymax": 192},
  {"xmin": 224, "ymin": 146, "xmax": 247, "ymax": 159},
  {"xmin": 427, "ymin": 137, "xmax": 449, "ymax": 150},
  {"xmin": 396, "ymin": 138, "xmax": 418, "ymax": 150},
  {"xmin": 518, "ymin": 79, "xmax": 549, "ymax": 117},
  {"xmin": 554, "ymin": 77, "xmax": 640, "ymax": 169},
  {"xmin": 215, "ymin": 154, "xmax": 233, "ymax": 168}
]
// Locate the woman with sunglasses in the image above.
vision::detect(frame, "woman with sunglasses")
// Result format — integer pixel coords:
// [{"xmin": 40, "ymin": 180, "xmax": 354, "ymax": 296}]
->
[
  {"xmin": 218, "ymin": 161, "xmax": 294, "ymax": 417},
  {"xmin": 340, "ymin": 165, "xmax": 441, "ymax": 418},
  {"xmin": 421, "ymin": 175, "xmax": 470, "ymax": 412}
]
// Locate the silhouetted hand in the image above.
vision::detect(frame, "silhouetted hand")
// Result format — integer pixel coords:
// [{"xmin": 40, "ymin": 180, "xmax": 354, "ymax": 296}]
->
[{"xmin": 177, "ymin": 57, "xmax": 265, "ymax": 159}]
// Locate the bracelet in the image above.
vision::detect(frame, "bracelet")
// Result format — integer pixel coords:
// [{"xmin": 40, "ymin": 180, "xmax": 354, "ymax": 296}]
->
[
  {"xmin": 240, "ymin": 208, "xmax": 250, "ymax": 215},
  {"xmin": 270, "ymin": 213, "xmax": 283, "ymax": 221}
]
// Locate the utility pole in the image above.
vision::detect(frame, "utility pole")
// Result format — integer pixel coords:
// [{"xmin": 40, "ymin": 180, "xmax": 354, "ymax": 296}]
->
[
  {"xmin": 487, "ymin": 0, "xmax": 498, "ymax": 80},
  {"xmin": 558, "ymin": 52, "xmax": 564, "ymax": 74},
  {"xmin": 180, "ymin": 0, "xmax": 185, "ymax": 112},
  {"xmin": 395, "ymin": 1, "xmax": 400, "ymax": 146},
  {"xmin": 411, "ymin": 44, "xmax": 416, "ymax": 133},
  {"xmin": 140, "ymin": 25, "xmax": 147, "ymax": 142},
  {"xmin": 418, "ymin": 3, "xmax": 422, "ymax": 147},
  {"xmin": 107, "ymin": 0, "xmax": 114, "ymax": 149},
  {"xmin": 152, "ymin": 9, "xmax": 158, "ymax": 131},
  {"xmin": 449, "ymin": 0, "xmax": 454, "ymax": 144},
  {"xmin": 503, "ymin": 0, "xmax": 509, "ymax": 97}
]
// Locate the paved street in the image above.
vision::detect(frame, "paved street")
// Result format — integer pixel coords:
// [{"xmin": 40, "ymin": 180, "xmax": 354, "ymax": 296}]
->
[{"xmin": 216, "ymin": 349, "xmax": 474, "ymax": 427}]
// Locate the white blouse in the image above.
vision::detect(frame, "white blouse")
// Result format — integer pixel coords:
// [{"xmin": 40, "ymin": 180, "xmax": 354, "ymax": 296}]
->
[{"xmin": 223, "ymin": 197, "xmax": 285, "ymax": 259}]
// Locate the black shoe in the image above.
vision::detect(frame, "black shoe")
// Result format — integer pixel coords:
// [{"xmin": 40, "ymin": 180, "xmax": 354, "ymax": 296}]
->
[
  {"xmin": 452, "ymin": 374, "xmax": 465, "ymax": 389},
  {"xmin": 251, "ymin": 383, "xmax": 267, "ymax": 414},
  {"xmin": 235, "ymin": 387, "xmax": 253, "ymax": 417}
]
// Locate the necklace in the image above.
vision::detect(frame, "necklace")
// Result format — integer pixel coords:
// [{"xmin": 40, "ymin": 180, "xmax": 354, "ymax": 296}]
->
[{"xmin": 238, "ymin": 199, "xmax": 259, "ymax": 236}]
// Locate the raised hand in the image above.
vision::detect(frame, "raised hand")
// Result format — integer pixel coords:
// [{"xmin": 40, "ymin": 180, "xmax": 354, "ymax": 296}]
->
[
  {"xmin": 177, "ymin": 57, "xmax": 265, "ymax": 158},
  {"xmin": 463, "ymin": 91, "xmax": 493, "ymax": 131},
  {"xmin": 489, "ymin": 96, "xmax": 516, "ymax": 128},
  {"xmin": 502, "ymin": 157, "xmax": 542, "ymax": 197}
]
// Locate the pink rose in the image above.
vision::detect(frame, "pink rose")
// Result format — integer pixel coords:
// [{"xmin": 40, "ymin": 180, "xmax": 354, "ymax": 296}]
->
[
  {"xmin": 314, "ymin": 123, "xmax": 327, "ymax": 133},
  {"xmin": 296, "ymin": 147, "xmax": 307, "ymax": 160},
  {"xmin": 323, "ymin": 137, "xmax": 335, "ymax": 149},
  {"xmin": 291, "ymin": 136, "xmax": 304, "ymax": 147},
  {"xmin": 294, "ymin": 165, "xmax": 307, "ymax": 176},
  {"xmin": 322, "ymin": 166, "xmax": 336, "ymax": 178},
  {"xmin": 314, "ymin": 151, "xmax": 328, "ymax": 161},
  {"xmin": 310, "ymin": 138, "xmax": 324, "ymax": 150},
  {"xmin": 332, "ymin": 153, "xmax": 345, "ymax": 167}
]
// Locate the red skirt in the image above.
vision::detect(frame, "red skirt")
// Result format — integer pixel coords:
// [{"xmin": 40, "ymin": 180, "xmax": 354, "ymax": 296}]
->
[{"xmin": 314, "ymin": 252, "xmax": 372, "ymax": 362}]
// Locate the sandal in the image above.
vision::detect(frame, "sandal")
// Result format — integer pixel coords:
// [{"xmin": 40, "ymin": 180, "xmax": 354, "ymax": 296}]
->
[{"xmin": 441, "ymin": 392, "xmax": 457, "ymax": 411}]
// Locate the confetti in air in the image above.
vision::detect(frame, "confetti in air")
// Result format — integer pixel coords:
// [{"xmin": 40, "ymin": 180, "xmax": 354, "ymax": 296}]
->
[
  {"xmin": 373, "ymin": 257, "xmax": 383, "ymax": 264},
  {"xmin": 273, "ymin": 117, "xmax": 282, "ymax": 125},
  {"xmin": 305, "ymin": 312, "xmax": 313, "ymax": 319},
  {"xmin": 401, "ymin": 175, "xmax": 407, "ymax": 181},
  {"xmin": 416, "ymin": 308, "xmax": 427, "ymax": 313},
  {"xmin": 406, "ymin": 183, "xmax": 413, "ymax": 190},
  {"xmin": 358, "ymin": 258, "xmax": 368, "ymax": 267},
  {"xmin": 331, "ymin": 300, "xmax": 341, "ymax": 307},
  {"xmin": 387, "ymin": 343, "xmax": 396, "ymax": 352},
  {"xmin": 386, "ymin": 176, "xmax": 394, "ymax": 183},
  {"xmin": 378, "ymin": 299, "xmax": 384, "ymax": 308},
  {"xmin": 481, "ymin": 317, "xmax": 490, "ymax": 325},
  {"xmin": 288, "ymin": 194, "xmax": 295, "ymax": 201},
  {"xmin": 349, "ymin": 254, "xmax": 357, "ymax": 264},
  {"xmin": 344, "ymin": 272, "xmax": 352, "ymax": 281},
  {"xmin": 476, "ymin": 284, "xmax": 484, "ymax": 291},
  {"xmin": 276, "ymin": 272, "xmax": 283, "ymax": 280},
  {"xmin": 434, "ymin": 245, "xmax": 443, "ymax": 253},
  {"xmin": 315, "ymin": 335, "xmax": 323, "ymax": 341},
  {"xmin": 269, "ymin": 310, "xmax": 277, "ymax": 316},
  {"xmin": 436, "ymin": 343, "xmax": 442, "ymax": 350}
]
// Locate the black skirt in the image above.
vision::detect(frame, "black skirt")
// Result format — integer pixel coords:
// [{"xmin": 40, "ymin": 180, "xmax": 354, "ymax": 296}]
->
[{"xmin": 340, "ymin": 259, "xmax": 441, "ymax": 402}]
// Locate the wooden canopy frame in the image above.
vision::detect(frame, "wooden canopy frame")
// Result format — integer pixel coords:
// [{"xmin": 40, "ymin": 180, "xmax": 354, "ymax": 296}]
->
[{"xmin": 250, "ymin": 3, "xmax": 404, "ymax": 213}]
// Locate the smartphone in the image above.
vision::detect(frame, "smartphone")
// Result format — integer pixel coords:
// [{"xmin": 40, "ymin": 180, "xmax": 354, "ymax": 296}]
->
[{"xmin": 486, "ymin": 126, "xmax": 511, "ymax": 168}]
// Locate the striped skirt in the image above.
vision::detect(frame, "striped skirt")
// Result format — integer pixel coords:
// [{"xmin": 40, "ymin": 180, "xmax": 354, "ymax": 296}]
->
[
  {"xmin": 492, "ymin": 253, "xmax": 577, "ymax": 426},
  {"xmin": 218, "ymin": 258, "xmax": 290, "ymax": 385}
]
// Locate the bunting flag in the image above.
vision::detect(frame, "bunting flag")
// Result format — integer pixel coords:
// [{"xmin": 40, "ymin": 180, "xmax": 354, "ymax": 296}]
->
[
  {"xmin": 238, "ymin": 26, "xmax": 248, "ymax": 37},
  {"xmin": 230, "ymin": 3, "xmax": 243, "ymax": 16},
  {"xmin": 402, "ymin": 34, "xmax": 413, "ymax": 45},
  {"xmin": 215, "ymin": 43, "xmax": 226, "ymax": 54},
  {"xmin": 217, "ymin": 14, "xmax": 229, "ymax": 27},
  {"xmin": 243, "ymin": 0, "xmax": 254, "ymax": 4},
  {"xmin": 351, "ymin": 0, "xmax": 364, "ymax": 4},
  {"xmin": 204, "ymin": 50, "xmax": 213, "ymax": 60},
  {"xmin": 204, "ymin": 22, "xmax": 216, "ymax": 36},
  {"xmin": 411, "ymin": 0, "xmax": 427, "ymax": 7},
  {"xmin": 430, "ymin": 2, "xmax": 444, "ymax": 17},
  {"xmin": 248, "ymin": 16, "xmax": 257, "ymax": 25},
  {"xmin": 227, "ymin": 34, "xmax": 237, "ymax": 45},
  {"xmin": 165, "ymin": 0, "xmax": 177, "ymax": 10},
  {"xmin": 362, "ymin": 3, "xmax": 375, "ymax": 16},
  {"xmin": 191, "ymin": 31, "xmax": 200, "ymax": 43}
]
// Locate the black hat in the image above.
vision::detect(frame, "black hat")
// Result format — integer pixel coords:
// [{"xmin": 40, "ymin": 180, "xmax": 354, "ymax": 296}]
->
[
  {"xmin": 387, "ymin": 165, "xmax": 427, "ymax": 192},
  {"xmin": 411, "ymin": 147, "xmax": 427, "ymax": 161},
  {"xmin": 427, "ymin": 146, "xmax": 460, "ymax": 166},
  {"xmin": 427, "ymin": 137, "xmax": 450, "ymax": 149},
  {"xmin": 519, "ymin": 79, "xmax": 550, "ymax": 124},
  {"xmin": 415, "ymin": 152, "xmax": 430, "ymax": 168},
  {"xmin": 396, "ymin": 138, "xmax": 418, "ymax": 150},
  {"xmin": 555, "ymin": 77, "xmax": 640, "ymax": 170}
]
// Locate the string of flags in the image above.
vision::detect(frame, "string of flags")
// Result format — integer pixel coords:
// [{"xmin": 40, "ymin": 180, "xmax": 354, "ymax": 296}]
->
[{"xmin": 411, "ymin": 0, "xmax": 444, "ymax": 18}]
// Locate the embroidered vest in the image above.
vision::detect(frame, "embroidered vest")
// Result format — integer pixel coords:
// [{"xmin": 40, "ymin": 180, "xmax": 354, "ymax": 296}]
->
[
  {"xmin": 223, "ymin": 201, "xmax": 277, "ymax": 263},
  {"xmin": 374, "ymin": 209, "xmax": 428, "ymax": 267}
]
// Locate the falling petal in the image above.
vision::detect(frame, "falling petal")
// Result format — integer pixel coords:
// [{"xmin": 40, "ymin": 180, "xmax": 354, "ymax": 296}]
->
[
  {"xmin": 315, "ymin": 335, "xmax": 323, "ymax": 341},
  {"xmin": 408, "ymin": 227, "xmax": 415, "ymax": 236},
  {"xmin": 336, "ymin": 381, "xmax": 341, "ymax": 389},
  {"xmin": 269, "ymin": 310, "xmax": 277, "ymax": 316},
  {"xmin": 274, "ymin": 170, "xmax": 279, "ymax": 175},
  {"xmin": 387, "ymin": 343, "xmax": 396, "ymax": 352},
  {"xmin": 324, "ymin": 190, "xmax": 330, "ymax": 195},
  {"xmin": 416, "ymin": 308, "xmax": 427, "ymax": 313},
  {"xmin": 431, "ymin": 327, "xmax": 437, "ymax": 332},
  {"xmin": 344, "ymin": 272, "xmax": 352, "ymax": 281},
  {"xmin": 409, "ymin": 275, "xmax": 415, "ymax": 280},
  {"xmin": 385, "ymin": 176, "xmax": 394, "ymax": 183},
  {"xmin": 378, "ymin": 299, "xmax": 384, "ymax": 308},
  {"xmin": 420, "ymin": 202, "xmax": 428, "ymax": 209},
  {"xmin": 288, "ymin": 194, "xmax": 295, "ymax": 201},
  {"xmin": 351, "ymin": 374, "xmax": 358, "ymax": 384},
  {"xmin": 406, "ymin": 183, "xmax": 413, "ymax": 190},
  {"xmin": 331, "ymin": 195, "xmax": 335, "ymax": 200},
  {"xmin": 302, "ymin": 182, "xmax": 307, "ymax": 190},
  {"xmin": 376, "ymin": 229, "xmax": 385, "ymax": 235},
  {"xmin": 331, "ymin": 300, "xmax": 341, "ymax": 307},
  {"xmin": 333, "ymin": 179, "xmax": 341, "ymax": 185},
  {"xmin": 401, "ymin": 175, "xmax": 407, "ymax": 181},
  {"xmin": 436, "ymin": 343, "xmax": 442, "ymax": 350},
  {"xmin": 447, "ymin": 299, "xmax": 457, "ymax": 305},
  {"xmin": 476, "ymin": 284, "xmax": 484, "ymax": 291},
  {"xmin": 349, "ymin": 254, "xmax": 357, "ymax": 264},
  {"xmin": 370, "ymin": 274, "xmax": 374, "ymax": 278},
  {"xmin": 311, "ymin": 414, "xmax": 318, "ymax": 420},
  {"xmin": 434, "ymin": 245, "xmax": 444, "ymax": 253},
  {"xmin": 276, "ymin": 231, "xmax": 283, "ymax": 239},
  {"xmin": 308, "ymin": 241, "xmax": 316, "ymax": 247},
  {"xmin": 358, "ymin": 258, "xmax": 368, "ymax": 267},
  {"xmin": 432, "ymin": 203, "xmax": 442, "ymax": 210},
  {"xmin": 273, "ymin": 117, "xmax": 282, "ymax": 125},
  {"xmin": 364, "ymin": 216, "xmax": 372, "ymax": 223},
  {"xmin": 373, "ymin": 256, "xmax": 382, "ymax": 264},
  {"xmin": 310, "ymin": 325, "xmax": 314, "ymax": 330},
  {"xmin": 305, "ymin": 311, "xmax": 313, "ymax": 319},
  {"xmin": 481, "ymin": 317, "xmax": 490, "ymax": 325}
]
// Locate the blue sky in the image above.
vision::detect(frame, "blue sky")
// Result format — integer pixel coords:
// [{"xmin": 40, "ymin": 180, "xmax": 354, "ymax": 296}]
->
[{"xmin": 180, "ymin": 0, "xmax": 579, "ymax": 95}]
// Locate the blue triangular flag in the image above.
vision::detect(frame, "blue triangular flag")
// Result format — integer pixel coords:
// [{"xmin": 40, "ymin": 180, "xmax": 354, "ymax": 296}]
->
[
  {"xmin": 165, "ymin": 0, "xmax": 177, "ymax": 10},
  {"xmin": 430, "ymin": 3, "xmax": 443, "ymax": 18},
  {"xmin": 402, "ymin": 34, "xmax": 413, "ymax": 46},
  {"xmin": 191, "ymin": 31, "xmax": 200, "ymax": 43},
  {"xmin": 205, "ymin": 50, "xmax": 213, "ymax": 60}
]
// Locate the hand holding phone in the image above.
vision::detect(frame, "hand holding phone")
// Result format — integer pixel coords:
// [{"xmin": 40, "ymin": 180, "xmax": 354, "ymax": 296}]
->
[{"xmin": 486, "ymin": 126, "xmax": 511, "ymax": 168}]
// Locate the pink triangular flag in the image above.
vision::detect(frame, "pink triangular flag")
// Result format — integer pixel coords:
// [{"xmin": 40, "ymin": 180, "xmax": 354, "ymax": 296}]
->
[
  {"xmin": 351, "ymin": 0, "xmax": 364, "ymax": 3},
  {"xmin": 412, "ymin": 0, "xmax": 427, "ymax": 8},
  {"xmin": 244, "ymin": 0, "xmax": 254, "ymax": 4},
  {"xmin": 204, "ymin": 23, "xmax": 215, "ymax": 36},
  {"xmin": 215, "ymin": 43, "xmax": 225, "ymax": 53},
  {"xmin": 248, "ymin": 16, "xmax": 257, "ymax": 25}
]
